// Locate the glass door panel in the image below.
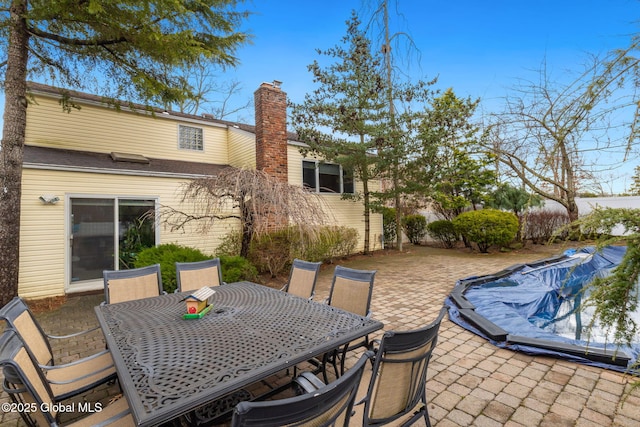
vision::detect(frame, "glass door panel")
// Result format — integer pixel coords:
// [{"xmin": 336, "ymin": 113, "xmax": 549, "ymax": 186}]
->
[
  {"xmin": 118, "ymin": 200, "xmax": 156, "ymax": 269},
  {"xmin": 71, "ymin": 198, "xmax": 115, "ymax": 282}
]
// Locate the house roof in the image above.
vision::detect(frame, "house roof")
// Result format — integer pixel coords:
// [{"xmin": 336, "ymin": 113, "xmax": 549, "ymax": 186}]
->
[
  {"xmin": 26, "ymin": 82, "xmax": 301, "ymax": 142},
  {"xmin": 24, "ymin": 145, "xmax": 228, "ymax": 178}
]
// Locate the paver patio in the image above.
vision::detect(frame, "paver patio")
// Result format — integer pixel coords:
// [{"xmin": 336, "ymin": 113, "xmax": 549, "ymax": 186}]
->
[{"xmin": 2, "ymin": 244, "xmax": 640, "ymax": 426}]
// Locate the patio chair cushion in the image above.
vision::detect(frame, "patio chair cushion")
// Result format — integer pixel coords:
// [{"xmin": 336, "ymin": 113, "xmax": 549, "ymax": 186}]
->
[
  {"xmin": 362, "ymin": 307, "xmax": 447, "ymax": 427},
  {"xmin": 107, "ymin": 274, "xmax": 161, "ymax": 304},
  {"xmin": 103, "ymin": 264, "xmax": 163, "ymax": 304},
  {"xmin": 0, "ymin": 329, "xmax": 132, "ymax": 427},
  {"xmin": 176, "ymin": 258, "xmax": 225, "ymax": 293},
  {"xmin": 0, "ymin": 296, "xmax": 117, "ymax": 401},
  {"xmin": 179, "ymin": 265, "xmax": 221, "ymax": 291},
  {"xmin": 331, "ymin": 275, "xmax": 372, "ymax": 316},
  {"xmin": 45, "ymin": 351, "xmax": 116, "ymax": 400},
  {"xmin": 11, "ymin": 308, "xmax": 52, "ymax": 366},
  {"xmin": 234, "ymin": 351, "xmax": 372, "ymax": 427},
  {"xmin": 66, "ymin": 396, "xmax": 133, "ymax": 427},
  {"xmin": 284, "ymin": 259, "xmax": 322, "ymax": 299}
]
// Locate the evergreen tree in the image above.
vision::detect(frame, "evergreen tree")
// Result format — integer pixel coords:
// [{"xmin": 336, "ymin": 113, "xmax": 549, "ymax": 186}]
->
[
  {"xmin": 630, "ymin": 166, "xmax": 640, "ymax": 196},
  {"xmin": 290, "ymin": 13, "xmax": 386, "ymax": 254},
  {"xmin": 0, "ymin": 0, "xmax": 250, "ymax": 305},
  {"xmin": 416, "ymin": 89, "xmax": 496, "ymax": 220}
]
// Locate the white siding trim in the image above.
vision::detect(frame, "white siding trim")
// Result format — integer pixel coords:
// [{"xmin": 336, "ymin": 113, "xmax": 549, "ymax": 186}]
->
[{"xmin": 24, "ymin": 163, "xmax": 214, "ymax": 179}]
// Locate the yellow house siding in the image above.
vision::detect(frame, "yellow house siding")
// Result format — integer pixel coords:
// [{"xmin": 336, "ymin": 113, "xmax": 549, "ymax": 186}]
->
[
  {"xmin": 228, "ymin": 127, "xmax": 256, "ymax": 168},
  {"xmin": 26, "ymin": 95, "xmax": 229, "ymax": 164},
  {"xmin": 20, "ymin": 168, "xmax": 233, "ymax": 299},
  {"xmin": 287, "ymin": 145, "xmax": 384, "ymax": 252}
]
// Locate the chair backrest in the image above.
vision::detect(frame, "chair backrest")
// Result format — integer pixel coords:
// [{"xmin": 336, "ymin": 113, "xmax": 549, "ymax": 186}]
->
[
  {"xmin": 328, "ymin": 265, "xmax": 376, "ymax": 317},
  {"xmin": 103, "ymin": 264, "xmax": 163, "ymax": 304},
  {"xmin": 176, "ymin": 258, "xmax": 224, "ymax": 293},
  {"xmin": 363, "ymin": 307, "xmax": 447, "ymax": 426},
  {"xmin": 285, "ymin": 259, "xmax": 322, "ymax": 299},
  {"xmin": 231, "ymin": 352, "xmax": 372, "ymax": 427},
  {"xmin": 0, "ymin": 297, "xmax": 54, "ymax": 366},
  {"xmin": 0, "ymin": 329, "xmax": 57, "ymax": 427}
]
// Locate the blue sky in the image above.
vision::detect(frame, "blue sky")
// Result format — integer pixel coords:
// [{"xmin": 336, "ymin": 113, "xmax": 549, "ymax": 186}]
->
[
  {"xmin": 225, "ymin": 0, "xmax": 640, "ymax": 193},
  {"xmin": 3, "ymin": 0, "xmax": 639, "ymax": 192},
  {"xmin": 230, "ymin": 0, "xmax": 639, "ymax": 109}
]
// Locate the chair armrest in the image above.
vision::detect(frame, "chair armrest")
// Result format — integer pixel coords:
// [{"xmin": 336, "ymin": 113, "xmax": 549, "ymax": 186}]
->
[
  {"xmin": 46, "ymin": 325, "xmax": 102, "ymax": 340},
  {"xmin": 39, "ymin": 350, "xmax": 115, "ymax": 385},
  {"xmin": 293, "ymin": 371, "xmax": 326, "ymax": 394}
]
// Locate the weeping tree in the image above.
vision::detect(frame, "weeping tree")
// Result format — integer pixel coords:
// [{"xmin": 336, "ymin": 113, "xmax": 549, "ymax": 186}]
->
[
  {"xmin": 573, "ymin": 208, "xmax": 640, "ymax": 353},
  {"xmin": 161, "ymin": 168, "xmax": 329, "ymax": 258}
]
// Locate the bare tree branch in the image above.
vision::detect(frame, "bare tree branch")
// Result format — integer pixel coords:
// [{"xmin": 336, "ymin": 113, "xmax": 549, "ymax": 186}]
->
[{"xmin": 159, "ymin": 167, "xmax": 331, "ymax": 257}]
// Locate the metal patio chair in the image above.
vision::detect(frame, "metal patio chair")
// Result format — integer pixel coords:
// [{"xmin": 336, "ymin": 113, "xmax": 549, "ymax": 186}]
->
[
  {"xmin": 176, "ymin": 258, "xmax": 225, "ymax": 293},
  {"xmin": 231, "ymin": 352, "xmax": 372, "ymax": 427},
  {"xmin": 281, "ymin": 258, "xmax": 322, "ymax": 300},
  {"xmin": 103, "ymin": 263, "xmax": 163, "ymax": 304},
  {"xmin": 0, "ymin": 329, "xmax": 133, "ymax": 427},
  {"xmin": 0, "ymin": 296, "xmax": 117, "ymax": 400},
  {"xmin": 297, "ymin": 308, "xmax": 447, "ymax": 427},
  {"xmin": 327, "ymin": 265, "xmax": 376, "ymax": 377},
  {"xmin": 359, "ymin": 307, "xmax": 447, "ymax": 427}
]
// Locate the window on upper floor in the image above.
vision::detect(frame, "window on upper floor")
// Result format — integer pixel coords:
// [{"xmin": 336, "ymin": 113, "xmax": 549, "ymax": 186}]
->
[
  {"xmin": 178, "ymin": 125, "xmax": 204, "ymax": 151},
  {"xmin": 302, "ymin": 160, "xmax": 355, "ymax": 194}
]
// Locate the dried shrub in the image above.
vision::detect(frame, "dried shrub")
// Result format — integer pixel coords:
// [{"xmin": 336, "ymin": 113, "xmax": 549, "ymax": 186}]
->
[
  {"xmin": 524, "ymin": 210, "xmax": 570, "ymax": 244},
  {"xmin": 247, "ymin": 226, "xmax": 359, "ymax": 277}
]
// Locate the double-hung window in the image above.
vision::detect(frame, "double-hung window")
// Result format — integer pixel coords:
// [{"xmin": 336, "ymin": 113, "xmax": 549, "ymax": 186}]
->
[
  {"xmin": 302, "ymin": 160, "xmax": 355, "ymax": 194},
  {"xmin": 178, "ymin": 125, "xmax": 204, "ymax": 151}
]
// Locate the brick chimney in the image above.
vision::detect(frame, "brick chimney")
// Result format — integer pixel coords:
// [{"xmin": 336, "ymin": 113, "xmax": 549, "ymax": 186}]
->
[{"xmin": 254, "ymin": 81, "xmax": 288, "ymax": 182}]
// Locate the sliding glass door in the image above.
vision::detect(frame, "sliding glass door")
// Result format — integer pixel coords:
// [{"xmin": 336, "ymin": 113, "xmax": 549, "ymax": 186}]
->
[{"xmin": 70, "ymin": 197, "xmax": 156, "ymax": 286}]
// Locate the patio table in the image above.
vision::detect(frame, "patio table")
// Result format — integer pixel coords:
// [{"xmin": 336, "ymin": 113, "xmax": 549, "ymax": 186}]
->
[{"xmin": 94, "ymin": 281, "xmax": 383, "ymax": 426}]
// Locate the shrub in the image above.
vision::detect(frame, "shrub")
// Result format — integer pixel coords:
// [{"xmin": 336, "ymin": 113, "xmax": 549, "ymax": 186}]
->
[
  {"xmin": 220, "ymin": 255, "xmax": 258, "ymax": 283},
  {"xmin": 249, "ymin": 225, "xmax": 359, "ymax": 277},
  {"xmin": 402, "ymin": 214, "xmax": 427, "ymax": 244},
  {"xmin": 134, "ymin": 243, "xmax": 210, "ymax": 292},
  {"xmin": 452, "ymin": 209, "xmax": 519, "ymax": 253},
  {"xmin": 249, "ymin": 229, "xmax": 292, "ymax": 278},
  {"xmin": 378, "ymin": 207, "xmax": 397, "ymax": 247},
  {"xmin": 134, "ymin": 243, "xmax": 257, "ymax": 292},
  {"xmin": 297, "ymin": 226, "xmax": 358, "ymax": 262},
  {"xmin": 427, "ymin": 220, "xmax": 459, "ymax": 248},
  {"xmin": 215, "ymin": 231, "xmax": 242, "ymax": 256},
  {"xmin": 523, "ymin": 210, "xmax": 570, "ymax": 244}
]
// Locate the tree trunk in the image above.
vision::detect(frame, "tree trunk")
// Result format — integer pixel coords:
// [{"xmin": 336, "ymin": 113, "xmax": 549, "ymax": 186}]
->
[
  {"xmin": 0, "ymin": 0, "xmax": 29, "ymax": 306},
  {"xmin": 239, "ymin": 197, "xmax": 253, "ymax": 259},
  {"xmin": 362, "ymin": 179, "xmax": 370, "ymax": 254}
]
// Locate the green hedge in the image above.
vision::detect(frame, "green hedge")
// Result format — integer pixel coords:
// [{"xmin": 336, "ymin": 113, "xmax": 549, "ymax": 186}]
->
[
  {"xmin": 452, "ymin": 209, "xmax": 518, "ymax": 253},
  {"xmin": 134, "ymin": 243, "xmax": 257, "ymax": 292},
  {"xmin": 402, "ymin": 214, "xmax": 427, "ymax": 244},
  {"xmin": 427, "ymin": 220, "xmax": 458, "ymax": 248}
]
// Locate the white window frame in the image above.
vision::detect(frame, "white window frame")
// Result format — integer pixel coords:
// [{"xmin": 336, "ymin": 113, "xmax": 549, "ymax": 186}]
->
[
  {"xmin": 302, "ymin": 160, "xmax": 355, "ymax": 194},
  {"xmin": 178, "ymin": 124, "xmax": 204, "ymax": 151}
]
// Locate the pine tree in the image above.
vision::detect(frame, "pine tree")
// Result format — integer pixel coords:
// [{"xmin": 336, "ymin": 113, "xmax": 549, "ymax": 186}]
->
[
  {"xmin": 0, "ymin": 0, "xmax": 250, "ymax": 305},
  {"xmin": 290, "ymin": 13, "xmax": 387, "ymax": 254}
]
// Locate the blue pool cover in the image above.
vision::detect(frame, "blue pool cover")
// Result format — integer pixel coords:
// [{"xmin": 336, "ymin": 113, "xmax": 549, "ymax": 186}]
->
[{"xmin": 446, "ymin": 246, "xmax": 639, "ymax": 372}]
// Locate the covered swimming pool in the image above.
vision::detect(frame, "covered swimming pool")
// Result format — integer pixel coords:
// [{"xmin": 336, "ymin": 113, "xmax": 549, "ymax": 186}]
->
[{"xmin": 446, "ymin": 246, "xmax": 639, "ymax": 372}]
